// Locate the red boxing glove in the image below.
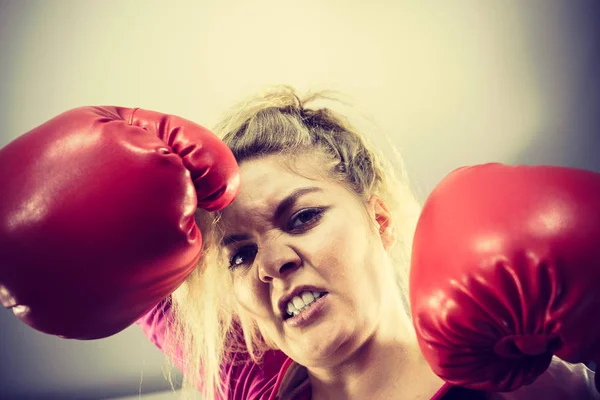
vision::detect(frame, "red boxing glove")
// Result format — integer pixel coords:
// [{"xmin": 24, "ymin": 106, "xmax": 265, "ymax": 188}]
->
[
  {"xmin": 410, "ymin": 163, "xmax": 600, "ymax": 392},
  {"xmin": 0, "ymin": 107, "xmax": 239, "ymax": 339}
]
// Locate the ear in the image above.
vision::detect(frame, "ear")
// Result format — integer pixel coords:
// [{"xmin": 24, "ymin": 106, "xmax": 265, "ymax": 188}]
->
[{"xmin": 368, "ymin": 196, "xmax": 397, "ymax": 251}]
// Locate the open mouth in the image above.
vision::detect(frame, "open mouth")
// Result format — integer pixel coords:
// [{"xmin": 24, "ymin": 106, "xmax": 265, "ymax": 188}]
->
[{"xmin": 283, "ymin": 291, "xmax": 328, "ymax": 320}]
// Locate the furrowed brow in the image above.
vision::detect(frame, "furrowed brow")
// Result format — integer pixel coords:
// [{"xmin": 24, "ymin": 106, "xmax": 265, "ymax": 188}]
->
[
  {"xmin": 273, "ymin": 187, "xmax": 323, "ymax": 221},
  {"xmin": 221, "ymin": 233, "xmax": 250, "ymax": 247},
  {"xmin": 220, "ymin": 186, "xmax": 323, "ymax": 247}
]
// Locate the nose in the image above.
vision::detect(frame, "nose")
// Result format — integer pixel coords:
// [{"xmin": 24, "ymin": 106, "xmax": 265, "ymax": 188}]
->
[{"xmin": 257, "ymin": 239, "xmax": 301, "ymax": 283}]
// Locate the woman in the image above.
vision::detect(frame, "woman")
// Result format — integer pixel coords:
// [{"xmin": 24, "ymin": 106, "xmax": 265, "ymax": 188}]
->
[{"xmin": 138, "ymin": 86, "xmax": 598, "ymax": 399}]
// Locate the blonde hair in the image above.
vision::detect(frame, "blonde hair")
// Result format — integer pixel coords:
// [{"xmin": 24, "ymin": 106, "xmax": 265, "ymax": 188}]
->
[{"xmin": 165, "ymin": 86, "xmax": 422, "ymax": 399}]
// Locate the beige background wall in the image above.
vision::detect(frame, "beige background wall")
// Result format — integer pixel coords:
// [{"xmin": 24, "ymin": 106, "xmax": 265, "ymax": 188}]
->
[{"xmin": 1, "ymin": 1, "xmax": 598, "ymax": 398}]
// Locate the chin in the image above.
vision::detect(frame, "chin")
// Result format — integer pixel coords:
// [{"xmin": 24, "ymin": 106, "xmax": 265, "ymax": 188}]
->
[{"xmin": 287, "ymin": 321, "xmax": 357, "ymax": 367}]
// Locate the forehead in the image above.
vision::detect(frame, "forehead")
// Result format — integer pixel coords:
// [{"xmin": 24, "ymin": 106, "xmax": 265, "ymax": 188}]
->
[{"xmin": 228, "ymin": 155, "xmax": 327, "ymax": 211}]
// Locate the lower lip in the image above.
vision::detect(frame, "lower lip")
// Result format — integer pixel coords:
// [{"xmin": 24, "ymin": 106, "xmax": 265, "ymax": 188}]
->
[{"xmin": 285, "ymin": 294, "xmax": 329, "ymax": 328}]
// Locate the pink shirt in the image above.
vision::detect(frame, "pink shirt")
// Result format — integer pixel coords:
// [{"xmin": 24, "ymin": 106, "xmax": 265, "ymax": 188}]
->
[{"xmin": 137, "ymin": 298, "xmax": 599, "ymax": 399}]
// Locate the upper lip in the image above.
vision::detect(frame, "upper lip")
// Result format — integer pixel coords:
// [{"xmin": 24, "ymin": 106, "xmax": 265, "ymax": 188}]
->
[{"xmin": 277, "ymin": 285, "xmax": 327, "ymax": 319}]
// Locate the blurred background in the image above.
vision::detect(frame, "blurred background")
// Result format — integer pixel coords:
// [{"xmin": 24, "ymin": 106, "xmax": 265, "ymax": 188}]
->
[{"xmin": 0, "ymin": 0, "xmax": 599, "ymax": 398}]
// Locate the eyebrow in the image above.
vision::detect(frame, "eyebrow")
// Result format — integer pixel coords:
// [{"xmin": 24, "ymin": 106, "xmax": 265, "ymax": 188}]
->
[{"xmin": 220, "ymin": 186, "xmax": 323, "ymax": 247}]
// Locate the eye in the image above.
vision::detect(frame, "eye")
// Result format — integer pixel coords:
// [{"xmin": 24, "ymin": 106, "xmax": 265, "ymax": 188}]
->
[
  {"xmin": 287, "ymin": 207, "xmax": 325, "ymax": 231},
  {"xmin": 229, "ymin": 245, "xmax": 258, "ymax": 271}
]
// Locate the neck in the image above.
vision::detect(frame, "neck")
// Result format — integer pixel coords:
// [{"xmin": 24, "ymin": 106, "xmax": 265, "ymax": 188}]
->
[{"xmin": 306, "ymin": 295, "xmax": 445, "ymax": 400}]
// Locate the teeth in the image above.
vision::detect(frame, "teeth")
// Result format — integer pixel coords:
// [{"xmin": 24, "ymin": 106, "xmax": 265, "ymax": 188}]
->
[
  {"xmin": 286, "ymin": 291, "xmax": 324, "ymax": 318},
  {"xmin": 301, "ymin": 291, "xmax": 315, "ymax": 305},
  {"xmin": 292, "ymin": 296, "xmax": 304, "ymax": 310},
  {"xmin": 287, "ymin": 302, "xmax": 297, "ymax": 315}
]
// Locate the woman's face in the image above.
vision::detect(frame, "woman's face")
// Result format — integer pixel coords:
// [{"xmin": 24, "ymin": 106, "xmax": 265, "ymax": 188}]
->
[{"xmin": 218, "ymin": 154, "xmax": 397, "ymax": 367}]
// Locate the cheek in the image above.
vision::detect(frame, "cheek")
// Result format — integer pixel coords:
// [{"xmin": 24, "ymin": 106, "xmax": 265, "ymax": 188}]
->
[
  {"xmin": 322, "ymin": 213, "xmax": 384, "ymax": 291},
  {"xmin": 322, "ymin": 214, "xmax": 373, "ymax": 270},
  {"xmin": 232, "ymin": 274, "xmax": 271, "ymax": 319}
]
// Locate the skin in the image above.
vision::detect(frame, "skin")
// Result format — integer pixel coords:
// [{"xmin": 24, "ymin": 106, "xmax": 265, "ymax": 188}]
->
[{"xmin": 218, "ymin": 154, "xmax": 444, "ymax": 399}]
